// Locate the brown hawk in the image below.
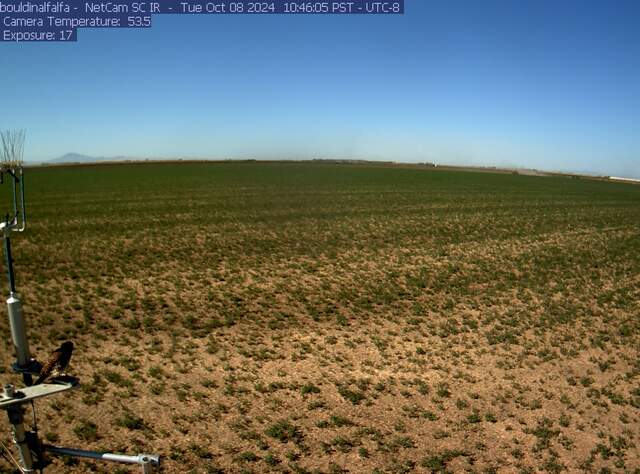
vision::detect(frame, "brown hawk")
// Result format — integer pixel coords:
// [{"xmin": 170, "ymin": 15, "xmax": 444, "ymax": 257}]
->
[{"xmin": 35, "ymin": 341, "xmax": 74, "ymax": 385}]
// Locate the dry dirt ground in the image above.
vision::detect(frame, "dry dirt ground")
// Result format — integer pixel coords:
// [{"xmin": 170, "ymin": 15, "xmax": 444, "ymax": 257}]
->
[{"xmin": 0, "ymin": 162, "xmax": 639, "ymax": 473}]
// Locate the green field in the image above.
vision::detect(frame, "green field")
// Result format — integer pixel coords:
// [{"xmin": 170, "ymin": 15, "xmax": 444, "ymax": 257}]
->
[{"xmin": 2, "ymin": 162, "xmax": 639, "ymax": 473}]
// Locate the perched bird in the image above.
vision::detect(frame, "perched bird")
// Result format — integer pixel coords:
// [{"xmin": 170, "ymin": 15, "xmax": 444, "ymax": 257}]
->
[{"xmin": 35, "ymin": 341, "xmax": 74, "ymax": 385}]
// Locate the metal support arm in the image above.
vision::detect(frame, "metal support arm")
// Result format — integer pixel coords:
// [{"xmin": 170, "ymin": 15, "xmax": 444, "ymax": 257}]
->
[{"xmin": 44, "ymin": 446, "xmax": 160, "ymax": 473}]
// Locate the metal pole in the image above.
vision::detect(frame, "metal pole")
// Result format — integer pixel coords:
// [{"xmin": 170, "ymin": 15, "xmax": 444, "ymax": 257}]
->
[
  {"xmin": 4, "ymin": 234, "xmax": 32, "ymax": 388},
  {"xmin": 7, "ymin": 295, "xmax": 31, "ymax": 369},
  {"xmin": 5, "ymin": 388, "xmax": 34, "ymax": 473},
  {"xmin": 44, "ymin": 445, "xmax": 160, "ymax": 473},
  {"xmin": 11, "ymin": 173, "xmax": 18, "ymax": 222},
  {"xmin": 4, "ymin": 234, "xmax": 32, "ymax": 385},
  {"xmin": 3, "ymin": 235, "xmax": 16, "ymax": 294},
  {"xmin": 18, "ymin": 169, "xmax": 25, "ymax": 231}
]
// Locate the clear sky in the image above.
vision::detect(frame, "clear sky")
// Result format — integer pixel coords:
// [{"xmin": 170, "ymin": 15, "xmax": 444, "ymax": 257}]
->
[{"xmin": 1, "ymin": 0, "xmax": 639, "ymax": 177}]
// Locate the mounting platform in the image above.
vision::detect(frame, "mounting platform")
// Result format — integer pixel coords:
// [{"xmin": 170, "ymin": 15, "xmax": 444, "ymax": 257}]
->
[{"xmin": 0, "ymin": 377, "xmax": 79, "ymax": 409}]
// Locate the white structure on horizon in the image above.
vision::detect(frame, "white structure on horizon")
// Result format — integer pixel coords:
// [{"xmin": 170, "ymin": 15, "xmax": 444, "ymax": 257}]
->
[{"xmin": 609, "ymin": 176, "xmax": 640, "ymax": 183}]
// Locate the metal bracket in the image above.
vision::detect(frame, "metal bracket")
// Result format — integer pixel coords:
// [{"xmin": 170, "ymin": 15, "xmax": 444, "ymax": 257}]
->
[
  {"xmin": 0, "ymin": 378, "xmax": 79, "ymax": 410},
  {"xmin": 11, "ymin": 359, "xmax": 42, "ymax": 377}
]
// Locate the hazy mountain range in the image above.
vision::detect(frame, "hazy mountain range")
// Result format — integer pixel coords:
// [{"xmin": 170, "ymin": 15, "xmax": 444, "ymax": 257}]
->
[{"xmin": 49, "ymin": 153, "xmax": 133, "ymax": 164}]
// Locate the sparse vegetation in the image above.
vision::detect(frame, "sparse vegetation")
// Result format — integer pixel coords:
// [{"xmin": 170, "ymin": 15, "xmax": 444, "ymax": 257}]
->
[{"xmin": 1, "ymin": 161, "xmax": 639, "ymax": 472}]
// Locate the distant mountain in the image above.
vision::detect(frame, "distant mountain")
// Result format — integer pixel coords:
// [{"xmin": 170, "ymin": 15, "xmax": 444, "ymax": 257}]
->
[{"xmin": 49, "ymin": 153, "xmax": 132, "ymax": 164}]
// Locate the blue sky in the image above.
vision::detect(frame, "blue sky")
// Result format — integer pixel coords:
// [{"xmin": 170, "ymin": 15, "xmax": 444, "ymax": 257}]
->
[{"xmin": 1, "ymin": 0, "xmax": 639, "ymax": 177}]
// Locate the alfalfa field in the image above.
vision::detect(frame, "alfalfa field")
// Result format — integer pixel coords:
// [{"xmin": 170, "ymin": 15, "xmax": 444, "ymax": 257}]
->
[{"xmin": 1, "ymin": 161, "xmax": 639, "ymax": 473}]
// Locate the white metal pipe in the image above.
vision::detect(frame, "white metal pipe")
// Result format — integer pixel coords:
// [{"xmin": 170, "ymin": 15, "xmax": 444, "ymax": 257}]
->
[
  {"xmin": 44, "ymin": 445, "xmax": 159, "ymax": 472},
  {"xmin": 6, "ymin": 405, "xmax": 34, "ymax": 472},
  {"xmin": 6, "ymin": 295, "xmax": 30, "ymax": 367},
  {"xmin": 11, "ymin": 421, "xmax": 34, "ymax": 471}
]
